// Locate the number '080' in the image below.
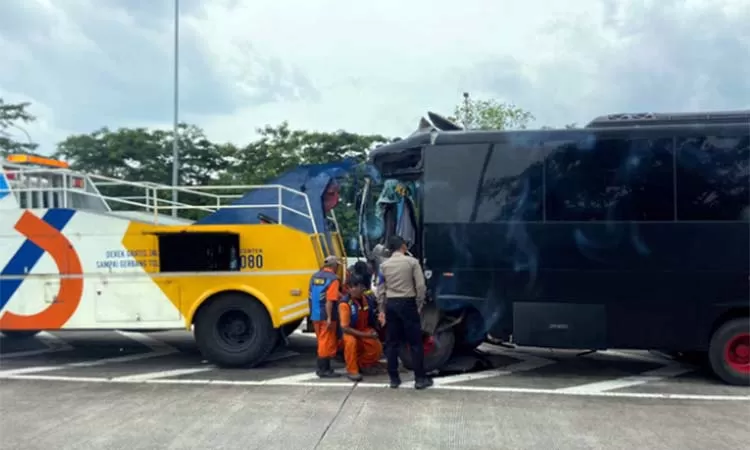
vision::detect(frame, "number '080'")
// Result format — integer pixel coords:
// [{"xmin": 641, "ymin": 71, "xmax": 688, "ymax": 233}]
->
[{"xmin": 239, "ymin": 254, "xmax": 264, "ymax": 269}]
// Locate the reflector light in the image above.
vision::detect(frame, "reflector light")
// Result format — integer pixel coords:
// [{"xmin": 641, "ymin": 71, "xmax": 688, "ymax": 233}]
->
[{"xmin": 5, "ymin": 154, "xmax": 69, "ymax": 169}]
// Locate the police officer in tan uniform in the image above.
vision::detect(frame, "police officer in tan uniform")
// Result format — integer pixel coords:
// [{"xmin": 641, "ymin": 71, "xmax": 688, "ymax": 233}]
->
[{"xmin": 376, "ymin": 235, "xmax": 433, "ymax": 390}]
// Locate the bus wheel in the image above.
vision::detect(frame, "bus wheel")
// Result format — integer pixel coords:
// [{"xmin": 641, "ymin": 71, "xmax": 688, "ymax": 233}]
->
[
  {"xmin": 708, "ymin": 318, "xmax": 750, "ymax": 386},
  {"xmin": 281, "ymin": 319, "xmax": 304, "ymax": 337},
  {"xmin": 401, "ymin": 328, "xmax": 456, "ymax": 373},
  {"xmin": 194, "ymin": 293, "xmax": 277, "ymax": 368},
  {"xmin": 1, "ymin": 330, "xmax": 40, "ymax": 339}
]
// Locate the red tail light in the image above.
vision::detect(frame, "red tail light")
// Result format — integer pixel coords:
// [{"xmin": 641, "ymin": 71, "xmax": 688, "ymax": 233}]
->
[{"xmin": 70, "ymin": 177, "xmax": 85, "ymax": 189}]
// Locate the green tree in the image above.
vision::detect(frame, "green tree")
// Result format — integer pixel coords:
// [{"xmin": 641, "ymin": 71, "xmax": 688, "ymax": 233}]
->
[
  {"xmin": 451, "ymin": 93, "xmax": 535, "ymax": 130},
  {"xmin": 55, "ymin": 120, "xmax": 390, "ymax": 239},
  {"xmin": 0, "ymin": 98, "xmax": 39, "ymax": 155},
  {"xmin": 54, "ymin": 123, "xmax": 233, "ymax": 219}
]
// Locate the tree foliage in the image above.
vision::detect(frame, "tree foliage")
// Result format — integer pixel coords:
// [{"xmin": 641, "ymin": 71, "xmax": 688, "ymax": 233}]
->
[
  {"xmin": 54, "ymin": 121, "xmax": 388, "ymax": 234},
  {"xmin": 450, "ymin": 93, "xmax": 578, "ymax": 130},
  {"xmin": 451, "ymin": 94, "xmax": 535, "ymax": 130},
  {"xmin": 0, "ymin": 98, "xmax": 39, "ymax": 155}
]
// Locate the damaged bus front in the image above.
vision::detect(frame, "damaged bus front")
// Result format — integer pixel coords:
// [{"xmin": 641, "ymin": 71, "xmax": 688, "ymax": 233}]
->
[{"xmin": 358, "ymin": 114, "xmax": 507, "ymax": 372}]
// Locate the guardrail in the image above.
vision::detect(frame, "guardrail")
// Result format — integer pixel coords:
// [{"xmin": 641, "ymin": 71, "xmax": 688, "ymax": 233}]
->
[{"xmin": 0, "ymin": 165, "xmax": 320, "ymax": 233}]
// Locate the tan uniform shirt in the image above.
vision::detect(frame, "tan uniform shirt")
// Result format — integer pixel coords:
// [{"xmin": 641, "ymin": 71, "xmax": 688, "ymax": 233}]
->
[{"xmin": 376, "ymin": 251, "xmax": 426, "ymax": 314}]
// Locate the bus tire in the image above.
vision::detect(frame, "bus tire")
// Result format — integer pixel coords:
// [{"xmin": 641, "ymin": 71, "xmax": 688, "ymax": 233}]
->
[
  {"xmin": 400, "ymin": 328, "xmax": 456, "ymax": 373},
  {"xmin": 281, "ymin": 318, "xmax": 304, "ymax": 337},
  {"xmin": 1, "ymin": 330, "xmax": 40, "ymax": 339},
  {"xmin": 708, "ymin": 318, "xmax": 750, "ymax": 386},
  {"xmin": 194, "ymin": 293, "xmax": 277, "ymax": 368}
]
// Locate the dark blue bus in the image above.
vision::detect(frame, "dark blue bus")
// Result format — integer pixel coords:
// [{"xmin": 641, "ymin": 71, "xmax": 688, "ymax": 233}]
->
[{"xmin": 358, "ymin": 111, "xmax": 749, "ymax": 386}]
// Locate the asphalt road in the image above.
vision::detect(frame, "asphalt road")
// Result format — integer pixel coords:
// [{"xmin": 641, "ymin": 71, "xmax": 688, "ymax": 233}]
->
[{"xmin": 1, "ymin": 330, "xmax": 748, "ymax": 450}]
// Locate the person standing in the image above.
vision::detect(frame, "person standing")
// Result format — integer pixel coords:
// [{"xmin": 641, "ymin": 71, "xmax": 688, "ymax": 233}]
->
[
  {"xmin": 308, "ymin": 255, "xmax": 342, "ymax": 378},
  {"xmin": 338, "ymin": 276, "xmax": 384, "ymax": 381},
  {"xmin": 376, "ymin": 235, "xmax": 433, "ymax": 390}
]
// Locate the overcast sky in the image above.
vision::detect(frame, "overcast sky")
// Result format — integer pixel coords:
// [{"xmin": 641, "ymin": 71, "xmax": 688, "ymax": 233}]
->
[{"xmin": 1, "ymin": 0, "xmax": 748, "ymax": 154}]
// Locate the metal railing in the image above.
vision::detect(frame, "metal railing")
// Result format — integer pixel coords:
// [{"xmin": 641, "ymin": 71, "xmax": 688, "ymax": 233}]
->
[{"xmin": 0, "ymin": 164, "xmax": 320, "ymax": 233}]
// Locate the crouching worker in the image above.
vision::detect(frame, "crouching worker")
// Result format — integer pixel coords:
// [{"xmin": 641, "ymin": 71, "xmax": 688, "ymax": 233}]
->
[
  {"xmin": 309, "ymin": 256, "xmax": 342, "ymax": 378},
  {"xmin": 338, "ymin": 275, "xmax": 384, "ymax": 382}
]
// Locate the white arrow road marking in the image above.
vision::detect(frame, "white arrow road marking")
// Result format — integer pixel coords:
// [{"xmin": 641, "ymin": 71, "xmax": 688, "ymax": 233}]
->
[
  {"xmin": 114, "ymin": 330, "xmax": 180, "ymax": 353},
  {"xmin": 592, "ymin": 349, "xmax": 677, "ymax": 365},
  {"xmin": 0, "ymin": 332, "xmax": 75, "ymax": 359},
  {"xmin": 0, "ymin": 350, "xmax": 176, "ymax": 376},
  {"xmin": 0, "ymin": 331, "xmax": 180, "ymax": 376},
  {"xmin": 554, "ymin": 363, "xmax": 695, "ymax": 394}
]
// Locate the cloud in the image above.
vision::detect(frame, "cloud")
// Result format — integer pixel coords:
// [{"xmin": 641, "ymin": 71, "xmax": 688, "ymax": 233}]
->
[
  {"xmin": 0, "ymin": 0, "xmax": 747, "ymax": 153},
  {"xmin": 462, "ymin": 0, "xmax": 750, "ymax": 127}
]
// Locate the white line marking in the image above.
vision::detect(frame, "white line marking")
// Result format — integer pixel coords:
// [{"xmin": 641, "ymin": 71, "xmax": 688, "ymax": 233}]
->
[
  {"xmin": 555, "ymin": 364, "xmax": 695, "ymax": 394},
  {"xmin": 1, "ymin": 374, "xmax": 747, "ymax": 401},
  {"xmin": 111, "ymin": 367, "xmax": 214, "ymax": 382},
  {"xmin": 435, "ymin": 353, "xmax": 556, "ymax": 386},
  {"xmin": 0, "ymin": 350, "xmax": 175, "ymax": 376},
  {"xmin": 114, "ymin": 331, "xmax": 179, "ymax": 353},
  {"xmin": 263, "ymin": 372, "xmax": 319, "ymax": 384}
]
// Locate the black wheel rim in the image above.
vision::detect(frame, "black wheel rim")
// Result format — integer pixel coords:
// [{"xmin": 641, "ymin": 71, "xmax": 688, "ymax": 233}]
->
[{"xmin": 215, "ymin": 309, "xmax": 255, "ymax": 353}]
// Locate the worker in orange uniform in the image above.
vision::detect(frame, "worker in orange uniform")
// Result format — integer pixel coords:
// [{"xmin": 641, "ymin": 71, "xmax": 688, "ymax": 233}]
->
[
  {"xmin": 308, "ymin": 255, "xmax": 342, "ymax": 378},
  {"xmin": 338, "ymin": 275, "xmax": 384, "ymax": 381}
]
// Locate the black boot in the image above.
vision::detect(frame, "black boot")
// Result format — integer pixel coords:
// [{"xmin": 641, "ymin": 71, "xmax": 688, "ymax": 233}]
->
[
  {"xmin": 414, "ymin": 376, "xmax": 433, "ymax": 390},
  {"xmin": 316, "ymin": 358, "xmax": 329, "ymax": 377},
  {"xmin": 317, "ymin": 358, "xmax": 340, "ymax": 378}
]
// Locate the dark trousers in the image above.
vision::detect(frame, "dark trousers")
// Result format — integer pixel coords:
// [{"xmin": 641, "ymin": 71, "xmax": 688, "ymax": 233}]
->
[{"xmin": 385, "ymin": 298, "xmax": 425, "ymax": 379}]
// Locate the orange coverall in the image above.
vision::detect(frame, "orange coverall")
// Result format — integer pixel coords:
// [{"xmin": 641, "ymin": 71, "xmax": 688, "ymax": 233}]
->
[
  {"xmin": 338, "ymin": 295, "xmax": 383, "ymax": 376},
  {"xmin": 313, "ymin": 267, "xmax": 340, "ymax": 358}
]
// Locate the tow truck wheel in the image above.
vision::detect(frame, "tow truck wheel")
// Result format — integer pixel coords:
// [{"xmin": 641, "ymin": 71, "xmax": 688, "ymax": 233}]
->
[
  {"xmin": 1, "ymin": 330, "xmax": 40, "ymax": 339},
  {"xmin": 400, "ymin": 328, "xmax": 456, "ymax": 373},
  {"xmin": 194, "ymin": 293, "xmax": 277, "ymax": 368},
  {"xmin": 708, "ymin": 318, "xmax": 750, "ymax": 386}
]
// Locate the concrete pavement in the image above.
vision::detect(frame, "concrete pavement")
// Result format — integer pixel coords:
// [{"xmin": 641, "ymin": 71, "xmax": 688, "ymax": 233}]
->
[
  {"xmin": 1, "ymin": 378, "xmax": 748, "ymax": 450},
  {"xmin": 0, "ymin": 330, "xmax": 748, "ymax": 450}
]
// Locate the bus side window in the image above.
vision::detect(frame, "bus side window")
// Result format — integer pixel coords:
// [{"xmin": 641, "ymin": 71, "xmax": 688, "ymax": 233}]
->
[
  {"xmin": 422, "ymin": 143, "xmax": 490, "ymax": 224},
  {"xmin": 472, "ymin": 137, "xmax": 544, "ymax": 222},
  {"xmin": 544, "ymin": 134, "xmax": 675, "ymax": 222},
  {"xmin": 675, "ymin": 133, "xmax": 749, "ymax": 221}
]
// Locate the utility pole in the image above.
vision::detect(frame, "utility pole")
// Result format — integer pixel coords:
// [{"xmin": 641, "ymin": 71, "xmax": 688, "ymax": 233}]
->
[
  {"xmin": 462, "ymin": 92, "xmax": 471, "ymax": 129},
  {"xmin": 170, "ymin": 0, "xmax": 180, "ymax": 217}
]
